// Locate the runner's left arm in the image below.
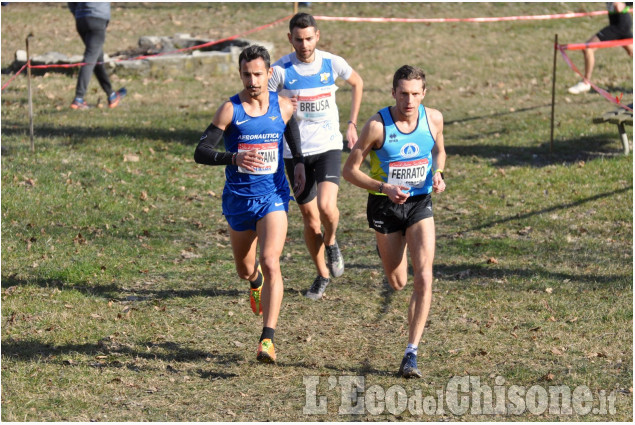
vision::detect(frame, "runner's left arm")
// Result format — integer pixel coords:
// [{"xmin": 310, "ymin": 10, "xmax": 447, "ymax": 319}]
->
[
  {"xmin": 428, "ymin": 108, "xmax": 446, "ymax": 194},
  {"xmin": 344, "ymin": 70, "xmax": 363, "ymax": 149}
]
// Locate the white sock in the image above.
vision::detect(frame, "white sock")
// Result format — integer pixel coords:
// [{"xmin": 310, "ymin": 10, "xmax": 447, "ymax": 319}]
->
[{"xmin": 405, "ymin": 344, "xmax": 418, "ymax": 357}]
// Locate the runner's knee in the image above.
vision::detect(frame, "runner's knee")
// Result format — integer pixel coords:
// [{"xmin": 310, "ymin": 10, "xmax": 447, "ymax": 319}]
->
[
  {"xmin": 387, "ymin": 275, "xmax": 407, "ymax": 291},
  {"xmin": 236, "ymin": 264, "xmax": 254, "ymax": 281},
  {"xmin": 258, "ymin": 256, "xmax": 281, "ymax": 280}
]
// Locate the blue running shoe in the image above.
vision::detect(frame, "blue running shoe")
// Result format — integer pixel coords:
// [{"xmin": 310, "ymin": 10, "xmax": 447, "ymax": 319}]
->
[
  {"xmin": 70, "ymin": 98, "xmax": 89, "ymax": 110},
  {"xmin": 108, "ymin": 88, "xmax": 127, "ymax": 108},
  {"xmin": 398, "ymin": 352, "xmax": 422, "ymax": 378}
]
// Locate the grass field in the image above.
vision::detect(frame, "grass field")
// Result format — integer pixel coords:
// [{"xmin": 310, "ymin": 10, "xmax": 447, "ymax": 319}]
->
[{"xmin": 1, "ymin": 2, "xmax": 633, "ymax": 421}]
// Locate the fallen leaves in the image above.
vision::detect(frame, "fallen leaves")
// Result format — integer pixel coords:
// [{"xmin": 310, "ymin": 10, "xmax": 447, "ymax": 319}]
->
[
  {"xmin": 180, "ymin": 249, "xmax": 201, "ymax": 260},
  {"xmin": 517, "ymin": 226, "xmax": 532, "ymax": 236},
  {"xmin": 123, "ymin": 153, "xmax": 140, "ymax": 162},
  {"xmin": 73, "ymin": 233, "xmax": 87, "ymax": 245}
]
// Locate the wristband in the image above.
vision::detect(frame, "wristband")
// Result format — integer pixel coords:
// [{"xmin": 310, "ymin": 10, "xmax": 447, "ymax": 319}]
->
[
  {"xmin": 435, "ymin": 169, "xmax": 444, "ymax": 180},
  {"xmin": 232, "ymin": 152, "xmax": 237, "ymax": 166},
  {"xmin": 378, "ymin": 182, "xmax": 384, "ymax": 194},
  {"xmin": 348, "ymin": 120, "xmax": 357, "ymax": 129}
]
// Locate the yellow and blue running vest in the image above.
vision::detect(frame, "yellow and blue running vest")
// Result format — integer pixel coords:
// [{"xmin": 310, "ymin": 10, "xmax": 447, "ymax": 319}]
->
[{"xmin": 369, "ymin": 104, "xmax": 436, "ymax": 197}]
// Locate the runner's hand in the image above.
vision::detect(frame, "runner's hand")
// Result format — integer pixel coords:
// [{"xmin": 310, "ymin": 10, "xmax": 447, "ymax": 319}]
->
[
  {"xmin": 346, "ymin": 125, "xmax": 359, "ymax": 149},
  {"xmin": 385, "ymin": 184, "xmax": 410, "ymax": 204},
  {"xmin": 432, "ymin": 173, "xmax": 446, "ymax": 193},
  {"xmin": 290, "ymin": 95, "xmax": 299, "ymax": 113},
  {"xmin": 236, "ymin": 150, "xmax": 265, "ymax": 172}
]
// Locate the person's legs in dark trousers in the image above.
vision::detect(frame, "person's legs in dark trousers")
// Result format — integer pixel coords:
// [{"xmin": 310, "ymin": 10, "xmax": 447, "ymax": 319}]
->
[{"xmin": 74, "ymin": 16, "xmax": 112, "ymax": 101}]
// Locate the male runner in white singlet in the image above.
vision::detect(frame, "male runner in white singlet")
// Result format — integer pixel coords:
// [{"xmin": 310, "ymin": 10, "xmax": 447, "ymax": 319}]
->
[{"xmin": 269, "ymin": 12, "xmax": 364, "ymax": 299}]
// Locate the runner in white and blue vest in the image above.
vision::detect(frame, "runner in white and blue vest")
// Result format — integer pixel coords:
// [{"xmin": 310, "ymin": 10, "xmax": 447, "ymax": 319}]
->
[{"xmin": 268, "ymin": 12, "xmax": 364, "ymax": 300}]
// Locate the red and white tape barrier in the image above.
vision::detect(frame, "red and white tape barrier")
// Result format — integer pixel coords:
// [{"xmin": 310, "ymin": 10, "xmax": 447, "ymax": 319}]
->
[
  {"xmin": 557, "ymin": 42, "xmax": 633, "ymax": 111},
  {"xmin": 314, "ymin": 10, "xmax": 609, "ymax": 24},
  {"xmin": 1, "ymin": 63, "xmax": 27, "ymax": 91},
  {"xmin": 559, "ymin": 38, "xmax": 633, "ymax": 51}
]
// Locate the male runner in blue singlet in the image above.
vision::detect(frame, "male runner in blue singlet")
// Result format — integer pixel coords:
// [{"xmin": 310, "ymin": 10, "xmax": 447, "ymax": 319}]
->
[
  {"xmin": 194, "ymin": 45, "xmax": 306, "ymax": 364},
  {"xmin": 269, "ymin": 13, "xmax": 364, "ymax": 300},
  {"xmin": 343, "ymin": 65, "xmax": 446, "ymax": 378}
]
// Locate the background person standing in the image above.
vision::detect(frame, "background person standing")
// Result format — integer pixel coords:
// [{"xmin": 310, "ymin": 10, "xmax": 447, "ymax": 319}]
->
[{"xmin": 68, "ymin": 2, "xmax": 126, "ymax": 109}]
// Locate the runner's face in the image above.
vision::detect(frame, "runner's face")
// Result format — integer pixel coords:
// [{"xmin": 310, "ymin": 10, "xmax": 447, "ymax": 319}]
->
[
  {"xmin": 288, "ymin": 26, "xmax": 320, "ymax": 62},
  {"xmin": 392, "ymin": 79, "xmax": 426, "ymax": 118},
  {"xmin": 239, "ymin": 58, "xmax": 271, "ymax": 98}
]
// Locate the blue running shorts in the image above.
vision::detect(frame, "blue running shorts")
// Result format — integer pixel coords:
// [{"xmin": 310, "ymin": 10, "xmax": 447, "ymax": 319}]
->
[{"xmin": 222, "ymin": 188, "xmax": 290, "ymax": 231}]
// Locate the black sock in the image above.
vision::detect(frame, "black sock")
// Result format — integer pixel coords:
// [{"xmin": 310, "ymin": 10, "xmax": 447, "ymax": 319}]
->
[
  {"xmin": 249, "ymin": 268, "xmax": 263, "ymax": 289},
  {"xmin": 260, "ymin": 327, "xmax": 275, "ymax": 343}
]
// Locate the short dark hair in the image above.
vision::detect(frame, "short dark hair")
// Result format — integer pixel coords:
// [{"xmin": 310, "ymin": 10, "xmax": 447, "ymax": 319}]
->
[
  {"xmin": 289, "ymin": 12, "xmax": 318, "ymax": 32},
  {"xmin": 392, "ymin": 65, "xmax": 426, "ymax": 91},
  {"xmin": 238, "ymin": 45, "xmax": 271, "ymax": 70}
]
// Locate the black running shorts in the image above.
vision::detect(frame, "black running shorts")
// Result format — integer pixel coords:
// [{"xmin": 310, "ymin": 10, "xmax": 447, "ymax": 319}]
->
[
  {"xmin": 366, "ymin": 192, "xmax": 433, "ymax": 235},
  {"xmin": 597, "ymin": 20, "xmax": 633, "ymax": 41},
  {"xmin": 285, "ymin": 149, "xmax": 342, "ymax": 205}
]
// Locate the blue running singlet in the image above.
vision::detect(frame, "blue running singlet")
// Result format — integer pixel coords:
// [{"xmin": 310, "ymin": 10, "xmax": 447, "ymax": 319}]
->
[
  {"xmin": 369, "ymin": 105, "xmax": 436, "ymax": 197},
  {"xmin": 222, "ymin": 91, "xmax": 289, "ymax": 198}
]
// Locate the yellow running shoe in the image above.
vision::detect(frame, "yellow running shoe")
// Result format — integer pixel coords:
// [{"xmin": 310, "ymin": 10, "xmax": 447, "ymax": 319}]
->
[
  {"xmin": 250, "ymin": 264, "xmax": 263, "ymax": 316},
  {"xmin": 256, "ymin": 338, "xmax": 276, "ymax": 363}
]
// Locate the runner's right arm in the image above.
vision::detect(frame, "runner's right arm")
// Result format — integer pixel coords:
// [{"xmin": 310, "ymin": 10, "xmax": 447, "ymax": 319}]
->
[
  {"xmin": 194, "ymin": 100, "xmax": 235, "ymax": 166},
  {"xmin": 193, "ymin": 123, "xmax": 235, "ymax": 166},
  {"xmin": 194, "ymin": 100, "xmax": 266, "ymax": 172}
]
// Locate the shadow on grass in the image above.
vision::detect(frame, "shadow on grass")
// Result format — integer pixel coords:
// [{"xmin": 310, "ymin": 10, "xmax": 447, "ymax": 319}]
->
[
  {"xmin": 277, "ymin": 359, "xmax": 395, "ymax": 377},
  {"xmin": 1, "ymin": 336, "xmax": 394, "ymax": 377},
  {"xmin": 461, "ymin": 186, "xmax": 633, "ymax": 233},
  {"xmin": 448, "ymin": 133, "xmax": 628, "ymax": 167},
  {"xmin": 1, "ymin": 275, "xmax": 242, "ymax": 301},
  {"xmin": 0, "ymin": 121, "xmax": 203, "ymax": 147},
  {"xmin": 432, "ymin": 263, "xmax": 632, "ymax": 290},
  {"xmin": 0, "ymin": 338, "xmax": 241, "ymax": 373}
]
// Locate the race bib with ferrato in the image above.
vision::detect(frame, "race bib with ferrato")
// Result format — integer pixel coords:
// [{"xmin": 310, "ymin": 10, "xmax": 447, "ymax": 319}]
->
[
  {"xmin": 237, "ymin": 142, "xmax": 278, "ymax": 175},
  {"xmin": 387, "ymin": 158, "xmax": 430, "ymax": 189}
]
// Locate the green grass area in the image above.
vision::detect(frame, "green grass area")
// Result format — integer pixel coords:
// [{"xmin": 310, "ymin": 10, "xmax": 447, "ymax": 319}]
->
[{"xmin": 2, "ymin": 2, "xmax": 632, "ymax": 421}]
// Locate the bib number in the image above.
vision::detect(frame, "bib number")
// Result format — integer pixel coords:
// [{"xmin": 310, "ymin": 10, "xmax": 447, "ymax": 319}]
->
[
  {"xmin": 387, "ymin": 158, "xmax": 429, "ymax": 189},
  {"xmin": 238, "ymin": 142, "xmax": 278, "ymax": 175}
]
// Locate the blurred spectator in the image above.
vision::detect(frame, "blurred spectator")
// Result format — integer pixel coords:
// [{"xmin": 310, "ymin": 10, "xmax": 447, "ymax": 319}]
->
[
  {"xmin": 68, "ymin": 2, "xmax": 126, "ymax": 109},
  {"xmin": 568, "ymin": 2, "xmax": 633, "ymax": 94}
]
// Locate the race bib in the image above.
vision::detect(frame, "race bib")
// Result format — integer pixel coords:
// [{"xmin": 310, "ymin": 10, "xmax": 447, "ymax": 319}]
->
[
  {"xmin": 296, "ymin": 87, "xmax": 336, "ymax": 121},
  {"xmin": 237, "ymin": 142, "xmax": 278, "ymax": 175},
  {"xmin": 387, "ymin": 158, "xmax": 429, "ymax": 189}
]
